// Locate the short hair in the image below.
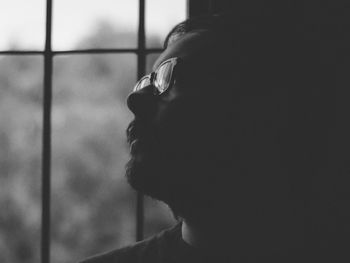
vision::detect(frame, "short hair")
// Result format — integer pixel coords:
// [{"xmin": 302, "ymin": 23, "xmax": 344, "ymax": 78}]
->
[
  {"xmin": 163, "ymin": 13, "xmax": 238, "ymax": 93},
  {"xmin": 163, "ymin": 13, "xmax": 234, "ymax": 49}
]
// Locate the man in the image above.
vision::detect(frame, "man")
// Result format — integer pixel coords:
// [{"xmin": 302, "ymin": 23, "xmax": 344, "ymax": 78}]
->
[{"xmin": 81, "ymin": 11, "xmax": 349, "ymax": 263}]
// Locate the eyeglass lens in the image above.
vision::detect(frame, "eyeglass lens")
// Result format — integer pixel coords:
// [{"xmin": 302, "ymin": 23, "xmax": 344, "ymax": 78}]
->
[
  {"xmin": 154, "ymin": 62, "xmax": 173, "ymax": 93},
  {"xmin": 134, "ymin": 76, "xmax": 151, "ymax": 92},
  {"xmin": 134, "ymin": 59, "xmax": 175, "ymax": 94}
]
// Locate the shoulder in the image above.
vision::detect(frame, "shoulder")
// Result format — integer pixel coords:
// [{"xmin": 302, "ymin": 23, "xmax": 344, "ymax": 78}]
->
[
  {"xmin": 78, "ymin": 223, "xmax": 181, "ymax": 263},
  {"xmin": 78, "ymin": 245, "xmax": 137, "ymax": 263},
  {"xmin": 78, "ymin": 242, "xmax": 145, "ymax": 263}
]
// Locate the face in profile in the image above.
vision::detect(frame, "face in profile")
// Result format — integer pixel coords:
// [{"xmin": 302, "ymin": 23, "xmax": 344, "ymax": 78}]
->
[
  {"xmin": 126, "ymin": 20, "xmax": 310, "ymax": 253},
  {"xmin": 125, "ymin": 31, "xmax": 235, "ymax": 216}
]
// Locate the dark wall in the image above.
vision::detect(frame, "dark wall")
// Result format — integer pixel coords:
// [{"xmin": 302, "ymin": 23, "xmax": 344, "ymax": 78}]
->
[
  {"xmin": 188, "ymin": 0, "xmax": 260, "ymax": 16},
  {"xmin": 187, "ymin": 0, "xmax": 350, "ymax": 256}
]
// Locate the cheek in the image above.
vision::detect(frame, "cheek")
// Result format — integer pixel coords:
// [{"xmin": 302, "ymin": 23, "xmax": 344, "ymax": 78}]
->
[
  {"xmin": 154, "ymin": 98, "xmax": 223, "ymax": 156},
  {"xmin": 156, "ymin": 99, "xmax": 198, "ymax": 137}
]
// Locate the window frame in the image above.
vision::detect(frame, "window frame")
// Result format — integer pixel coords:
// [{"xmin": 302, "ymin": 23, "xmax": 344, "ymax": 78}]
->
[{"xmin": 0, "ymin": 0, "xmax": 215, "ymax": 262}]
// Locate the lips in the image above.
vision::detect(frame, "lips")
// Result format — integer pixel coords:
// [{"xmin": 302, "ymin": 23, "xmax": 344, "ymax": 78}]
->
[
  {"xmin": 126, "ymin": 120, "xmax": 143, "ymax": 145},
  {"xmin": 129, "ymin": 139, "xmax": 139, "ymax": 154},
  {"xmin": 130, "ymin": 139, "xmax": 144, "ymax": 154},
  {"xmin": 127, "ymin": 120, "xmax": 156, "ymax": 153}
]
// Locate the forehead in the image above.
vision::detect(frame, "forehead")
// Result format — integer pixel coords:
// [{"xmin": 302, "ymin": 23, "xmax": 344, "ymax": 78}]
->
[{"xmin": 153, "ymin": 31, "xmax": 215, "ymax": 71}]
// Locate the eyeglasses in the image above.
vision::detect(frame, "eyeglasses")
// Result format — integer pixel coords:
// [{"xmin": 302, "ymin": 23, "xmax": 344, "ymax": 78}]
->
[{"xmin": 133, "ymin": 57, "xmax": 180, "ymax": 95}]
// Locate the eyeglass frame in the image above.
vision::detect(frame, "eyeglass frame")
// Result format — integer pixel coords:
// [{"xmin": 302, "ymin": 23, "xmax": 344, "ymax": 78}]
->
[{"xmin": 133, "ymin": 57, "xmax": 181, "ymax": 95}]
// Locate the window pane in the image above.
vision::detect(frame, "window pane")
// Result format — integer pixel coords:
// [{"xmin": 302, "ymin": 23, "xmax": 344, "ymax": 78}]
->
[
  {"xmin": 0, "ymin": 55, "xmax": 43, "ymax": 263},
  {"xmin": 146, "ymin": 0, "xmax": 187, "ymax": 48},
  {"xmin": 52, "ymin": 54, "xmax": 136, "ymax": 262},
  {"xmin": 0, "ymin": 0, "xmax": 45, "ymax": 50},
  {"xmin": 53, "ymin": 0, "xmax": 138, "ymax": 50}
]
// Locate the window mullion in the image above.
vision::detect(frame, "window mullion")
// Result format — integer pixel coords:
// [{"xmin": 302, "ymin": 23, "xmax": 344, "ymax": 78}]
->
[
  {"xmin": 136, "ymin": 0, "xmax": 146, "ymax": 242},
  {"xmin": 41, "ymin": 0, "xmax": 53, "ymax": 262}
]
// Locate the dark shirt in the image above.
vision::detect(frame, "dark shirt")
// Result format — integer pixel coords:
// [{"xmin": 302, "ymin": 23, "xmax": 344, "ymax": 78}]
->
[
  {"xmin": 79, "ymin": 222, "xmax": 218, "ymax": 263},
  {"xmin": 79, "ymin": 222, "xmax": 345, "ymax": 263}
]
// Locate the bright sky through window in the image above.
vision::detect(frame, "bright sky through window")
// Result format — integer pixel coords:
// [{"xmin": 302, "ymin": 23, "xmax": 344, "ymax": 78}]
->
[{"xmin": 0, "ymin": 0, "xmax": 186, "ymax": 50}]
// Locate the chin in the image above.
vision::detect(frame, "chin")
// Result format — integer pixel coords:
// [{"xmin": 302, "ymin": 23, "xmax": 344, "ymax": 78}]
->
[
  {"xmin": 125, "ymin": 153, "xmax": 194, "ymax": 205},
  {"xmin": 125, "ymin": 153, "xmax": 170, "ymax": 200},
  {"xmin": 126, "ymin": 154, "xmax": 211, "ymax": 211}
]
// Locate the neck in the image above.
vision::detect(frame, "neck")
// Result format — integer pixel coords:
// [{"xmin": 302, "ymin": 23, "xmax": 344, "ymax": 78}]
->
[
  {"xmin": 180, "ymin": 218, "xmax": 250, "ymax": 260},
  {"xmin": 181, "ymin": 219, "xmax": 197, "ymax": 247},
  {"xmin": 181, "ymin": 218, "xmax": 232, "ymax": 250}
]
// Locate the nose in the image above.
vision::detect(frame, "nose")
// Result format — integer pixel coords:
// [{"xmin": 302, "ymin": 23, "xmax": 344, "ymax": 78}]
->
[{"xmin": 126, "ymin": 85, "xmax": 157, "ymax": 117}]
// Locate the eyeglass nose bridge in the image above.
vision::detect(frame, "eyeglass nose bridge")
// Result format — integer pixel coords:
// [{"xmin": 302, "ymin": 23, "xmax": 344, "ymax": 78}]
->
[{"xmin": 133, "ymin": 72, "xmax": 158, "ymax": 94}]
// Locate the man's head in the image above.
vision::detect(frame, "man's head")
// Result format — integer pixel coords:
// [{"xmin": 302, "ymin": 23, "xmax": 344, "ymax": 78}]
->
[
  {"xmin": 125, "ymin": 12, "xmax": 300, "ymax": 228},
  {"xmin": 125, "ymin": 14, "xmax": 238, "ymax": 222}
]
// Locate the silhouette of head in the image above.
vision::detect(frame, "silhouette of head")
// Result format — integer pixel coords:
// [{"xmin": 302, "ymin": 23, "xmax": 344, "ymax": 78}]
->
[
  {"xmin": 126, "ymin": 13, "xmax": 301, "ymax": 231},
  {"xmin": 126, "ymin": 14, "xmax": 238, "ymax": 222}
]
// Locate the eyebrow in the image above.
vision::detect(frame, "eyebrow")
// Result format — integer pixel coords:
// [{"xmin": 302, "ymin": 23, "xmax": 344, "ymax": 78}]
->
[
  {"xmin": 152, "ymin": 55, "xmax": 166, "ymax": 72},
  {"xmin": 152, "ymin": 57, "xmax": 168, "ymax": 72},
  {"xmin": 152, "ymin": 64, "xmax": 158, "ymax": 72}
]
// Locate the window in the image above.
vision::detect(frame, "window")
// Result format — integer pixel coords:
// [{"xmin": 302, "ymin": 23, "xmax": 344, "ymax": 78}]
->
[{"xmin": 0, "ymin": 1, "xmax": 187, "ymax": 262}]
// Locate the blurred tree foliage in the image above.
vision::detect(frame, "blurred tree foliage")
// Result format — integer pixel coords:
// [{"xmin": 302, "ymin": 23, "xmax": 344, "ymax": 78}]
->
[{"xmin": 0, "ymin": 22, "xmax": 175, "ymax": 263}]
